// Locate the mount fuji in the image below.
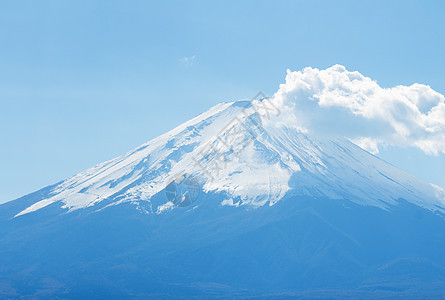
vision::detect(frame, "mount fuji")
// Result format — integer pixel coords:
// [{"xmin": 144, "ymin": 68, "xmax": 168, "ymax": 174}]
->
[{"xmin": 1, "ymin": 67, "xmax": 445, "ymax": 298}]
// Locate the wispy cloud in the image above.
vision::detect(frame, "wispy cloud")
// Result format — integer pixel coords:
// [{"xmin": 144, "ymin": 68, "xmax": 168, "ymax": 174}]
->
[
  {"xmin": 178, "ymin": 55, "xmax": 196, "ymax": 65},
  {"xmin": 271, "ymin": 65, "xmax": 445, "ymax": 155}
]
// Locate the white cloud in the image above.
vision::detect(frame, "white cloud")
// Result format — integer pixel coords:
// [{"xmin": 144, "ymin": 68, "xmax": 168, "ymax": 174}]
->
[
  {"xmin": 271, "ymin": 64, "xmax": 445, "ymax": 155},
  {"xmin": 178, "ymin": 55, "xmax": 196, "ymax": 64}
]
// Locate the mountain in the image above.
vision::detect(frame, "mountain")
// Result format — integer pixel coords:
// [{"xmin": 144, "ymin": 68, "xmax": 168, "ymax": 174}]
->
[{"xmin": 1, "ymin": 97, "xmax": 445, "ymax": 298}]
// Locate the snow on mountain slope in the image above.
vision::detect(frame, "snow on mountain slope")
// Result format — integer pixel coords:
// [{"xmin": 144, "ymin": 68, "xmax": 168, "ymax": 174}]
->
[{"xmin": 14, "ymin": 95, "xmax": 445, "ymax": 218}]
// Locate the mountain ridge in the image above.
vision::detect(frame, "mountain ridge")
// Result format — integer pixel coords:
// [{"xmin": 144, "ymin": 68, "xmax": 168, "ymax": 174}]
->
[{"xmin": 2, "ymin": 96, "xmax": 445, "ymax": 298}]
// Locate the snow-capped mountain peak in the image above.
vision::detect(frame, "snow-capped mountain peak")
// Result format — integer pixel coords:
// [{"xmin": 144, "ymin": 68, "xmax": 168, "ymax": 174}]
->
[{"xmin": 14, "ymin": 97, "xmax": 445, "ymax": 218}]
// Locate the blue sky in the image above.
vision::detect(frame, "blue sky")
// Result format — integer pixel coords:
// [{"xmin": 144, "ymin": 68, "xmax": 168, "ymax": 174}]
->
[{"xmin": 0, "ymin": 0, "xmax": 444, "ymax": 203}]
